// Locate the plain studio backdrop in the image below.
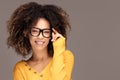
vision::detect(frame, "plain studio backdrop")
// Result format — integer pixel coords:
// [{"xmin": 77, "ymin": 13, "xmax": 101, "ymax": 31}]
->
[{"xmin": 0, "ymin": 0, "xmax": 120, "ymax": 80}]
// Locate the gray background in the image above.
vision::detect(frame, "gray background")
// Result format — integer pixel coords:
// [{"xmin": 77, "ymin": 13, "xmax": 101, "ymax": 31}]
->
[{"xmin": 0, "ymin": 0, "xmax": 120, "ymax": 80}]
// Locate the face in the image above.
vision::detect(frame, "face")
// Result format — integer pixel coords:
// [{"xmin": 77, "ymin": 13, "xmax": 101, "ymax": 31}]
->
[{"xmin": 29, "ymin": 18, "xmax": 51, "ymax": 51}]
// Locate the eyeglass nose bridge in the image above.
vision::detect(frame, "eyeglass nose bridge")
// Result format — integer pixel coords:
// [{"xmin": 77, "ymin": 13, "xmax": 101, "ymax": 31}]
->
[{"xmin": 37, "ymin": 29, "xmax": 44, "ymax": 36}]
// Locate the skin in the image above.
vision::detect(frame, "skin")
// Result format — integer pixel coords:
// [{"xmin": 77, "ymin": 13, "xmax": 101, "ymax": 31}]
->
[{"xmin": 27, "ymin": 18, "xmax": 63, "ymax": 73}]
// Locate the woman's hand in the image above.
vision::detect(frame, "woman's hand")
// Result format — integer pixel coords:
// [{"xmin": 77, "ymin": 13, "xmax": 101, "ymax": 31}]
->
[
  {"xmin": 51, "ymin": 28, "xmax": 65, "ymax": 52},
  {"xmin": 51, "ymin": 28, "xmax": 63, "ymax": 42}
]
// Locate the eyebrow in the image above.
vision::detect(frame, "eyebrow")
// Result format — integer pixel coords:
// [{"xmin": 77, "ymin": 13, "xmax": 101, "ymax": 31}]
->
[{"xmin": 33, "ymin": 27, "xmax": 50, "ymax": 30}]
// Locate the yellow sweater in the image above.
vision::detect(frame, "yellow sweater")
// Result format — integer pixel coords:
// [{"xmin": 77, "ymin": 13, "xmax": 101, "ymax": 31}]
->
[{"xmin": 13, "ymin": 37, "xmax": 74, "ymax": 80}]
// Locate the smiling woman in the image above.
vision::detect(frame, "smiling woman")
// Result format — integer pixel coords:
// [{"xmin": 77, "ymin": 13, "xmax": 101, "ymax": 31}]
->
[{"xmin": 7, "ymin": 2, "xmax": 74, "ymax": 80}]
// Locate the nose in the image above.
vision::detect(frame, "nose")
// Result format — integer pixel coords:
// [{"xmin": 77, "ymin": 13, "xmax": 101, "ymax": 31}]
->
[{"xmin": 38, "ymin": 32, "xmax": 44, "ymax": 38}]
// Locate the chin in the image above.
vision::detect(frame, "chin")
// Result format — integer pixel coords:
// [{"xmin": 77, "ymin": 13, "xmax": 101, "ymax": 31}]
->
[{"xmin": 33, "ymin": 45, "xmax": 48, "ymax": 51}]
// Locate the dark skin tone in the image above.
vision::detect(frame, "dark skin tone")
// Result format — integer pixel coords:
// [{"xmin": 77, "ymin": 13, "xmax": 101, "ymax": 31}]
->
[{"xmin": 26, "ymin": 18, "xmax": 63, "ymax": 73}]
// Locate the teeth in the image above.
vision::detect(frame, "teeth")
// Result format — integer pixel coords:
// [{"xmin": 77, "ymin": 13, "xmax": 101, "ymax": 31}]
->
[{"xmin": 35, "ymin": 41, "xmax": 44, "ymax": 45}]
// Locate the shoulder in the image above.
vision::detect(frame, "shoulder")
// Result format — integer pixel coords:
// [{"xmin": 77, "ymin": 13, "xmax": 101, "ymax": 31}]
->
[{"xmin": 14, "ymin": 60, "xmax": 26, "ymax": 69}]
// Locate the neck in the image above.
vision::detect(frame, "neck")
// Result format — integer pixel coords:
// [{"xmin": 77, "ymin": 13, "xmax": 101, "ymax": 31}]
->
[{"xmin": 31, "ymin": 49, "xmax": 49, "ymax": 62}]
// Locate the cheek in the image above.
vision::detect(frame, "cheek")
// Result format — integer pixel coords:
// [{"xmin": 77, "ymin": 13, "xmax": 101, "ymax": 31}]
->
[
  {"xmin": 29, "ymin": 37, "xmax": 34, "ymax": 46},
  {"xmin": 45, "ymin": 38, "xmax": 51, "ymax": 44},
  {"xmin": 29, "ymin": 35, "xmax": 36, "ymax": 44}
]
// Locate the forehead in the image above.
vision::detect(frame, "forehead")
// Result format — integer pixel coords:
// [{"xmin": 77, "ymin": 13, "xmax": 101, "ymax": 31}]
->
[{"xmin": 34, "ymin": 18, "xmax": 50, "ymax": 29}]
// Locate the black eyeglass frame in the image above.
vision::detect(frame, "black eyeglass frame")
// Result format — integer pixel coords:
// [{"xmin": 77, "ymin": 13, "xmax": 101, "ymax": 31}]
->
[{"xmin": 30, "ymin": 27, "xmax": 52, "ymax": 38}]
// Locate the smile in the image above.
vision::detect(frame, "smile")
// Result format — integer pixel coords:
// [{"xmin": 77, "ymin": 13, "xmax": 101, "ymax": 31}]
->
[{"xmin": 35, "ymin": 41, "xmax": 45, "ymax": 45}]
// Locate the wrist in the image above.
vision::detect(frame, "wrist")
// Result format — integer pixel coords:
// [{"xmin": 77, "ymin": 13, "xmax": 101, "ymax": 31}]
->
[{"xmin": 53, "ymin": 37, "xmax": 66, "ymax": 53}]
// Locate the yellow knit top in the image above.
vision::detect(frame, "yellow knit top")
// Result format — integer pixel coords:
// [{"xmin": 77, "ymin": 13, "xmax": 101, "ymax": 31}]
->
[{"xmin": 13, "ymin": 37, "xmax": 74, "ymax": 80}]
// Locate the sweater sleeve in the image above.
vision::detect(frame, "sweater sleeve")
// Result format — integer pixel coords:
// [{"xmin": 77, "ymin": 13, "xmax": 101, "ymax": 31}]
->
[{"xmin": 51, "ymin": 37, "xmax": 74, "ymax": 80}]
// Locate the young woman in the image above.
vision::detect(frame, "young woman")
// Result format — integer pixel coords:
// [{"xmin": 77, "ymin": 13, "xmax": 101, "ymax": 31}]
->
[{"xmin": 7, "ymin": 2, "xmax": 74, "ymax": 80}]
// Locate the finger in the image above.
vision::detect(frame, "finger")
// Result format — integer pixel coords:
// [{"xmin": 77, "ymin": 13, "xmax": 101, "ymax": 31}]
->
[
  {"xmin": 52, "ymin": 28, "xmax": 59, "ymax": 34},
  {"xmin": 51, "ymin": 32, "xmax": 55, "ymax": 42},
  {"xmin": 51, "ymin": 32, "xmax": 59, "ymax": 42},
  {"xmin": 51, "ymin": 28, "xmax": 64, "ymax": 42},
  {"xmin": 52, "ymin": 28, "xmax": 63, "ymax": 37},
  {"xmin": 51, "ymin": 33, "xmax": 63, "ymax": 42}
]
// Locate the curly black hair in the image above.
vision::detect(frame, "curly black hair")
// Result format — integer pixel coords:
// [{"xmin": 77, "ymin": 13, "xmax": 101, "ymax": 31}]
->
[{"xmin": 7, "ymin": 2, "xmax": 71, "ymax": 57}]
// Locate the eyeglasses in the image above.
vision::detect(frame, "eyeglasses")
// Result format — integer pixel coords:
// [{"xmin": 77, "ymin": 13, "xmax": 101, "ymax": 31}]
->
[{"xmin": 30, "ymin": 27, "xmax": 51, "ymax": 38}]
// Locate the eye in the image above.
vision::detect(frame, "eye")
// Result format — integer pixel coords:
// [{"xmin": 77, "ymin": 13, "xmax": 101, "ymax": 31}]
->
[
  {"xmin": 43, "ymin": 30, "xmax": 51, "ymax": 33},
  {"xmin": 31, "ymin": 28, "xmax": 39, "ymax": 32}
]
